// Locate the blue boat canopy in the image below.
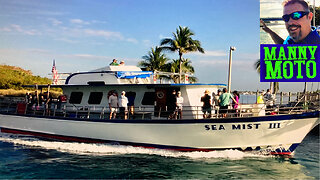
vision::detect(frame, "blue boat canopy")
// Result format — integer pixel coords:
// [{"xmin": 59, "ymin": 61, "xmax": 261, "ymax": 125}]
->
[{"xmin": 116, "ymin": 71, "xmax": 153, "ymax": 79}]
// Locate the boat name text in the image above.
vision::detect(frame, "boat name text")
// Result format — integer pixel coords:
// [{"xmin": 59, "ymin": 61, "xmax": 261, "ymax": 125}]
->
[{"xmin": 205, "ymin": 123, "xmax": 281, "ymax": 131}]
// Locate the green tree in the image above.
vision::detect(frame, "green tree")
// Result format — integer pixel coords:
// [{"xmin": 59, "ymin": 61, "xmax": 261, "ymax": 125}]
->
[
  {"xmin": 138, "ymin": 46, "xmax": 171, "ymax": 82},
  {"xmin": 160, "ymin": 26, "xmax": 204, "ymax": 83},
  {"xmin": 138, "ymin": 46, "xmax": 170, "ymax": 72},
  {"xmin": 0, "ymin": 65, "xmax": 51, "ymax": 89},
  {"xmin": 254, "ymin": 59, "xmax": 279, "ymax": 94},
  {"xmin": 167, "ymin": 58, "xmax": 197, "ymax": 83}
]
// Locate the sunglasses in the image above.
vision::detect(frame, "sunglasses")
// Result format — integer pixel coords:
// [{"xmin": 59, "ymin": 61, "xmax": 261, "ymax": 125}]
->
[{"xmin": 282, "ymin": 11, "xmax": 309, "ymax": 22}]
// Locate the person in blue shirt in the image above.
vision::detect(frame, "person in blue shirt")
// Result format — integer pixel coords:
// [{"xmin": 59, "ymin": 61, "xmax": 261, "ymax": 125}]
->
[{"xmin": 261, "ymin": 0, "xmax": 320, "ymax": 44}]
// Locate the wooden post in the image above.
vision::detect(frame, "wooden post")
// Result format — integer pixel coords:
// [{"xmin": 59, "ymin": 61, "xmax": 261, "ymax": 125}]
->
[
  {"xmin": 36, "ymin": 84, "xmax": 39, "ymax": 106},
  {"xmin": 288, "ymin": 92, "xmax": 291, "ymax": 103},
  {"xmin": 280, "ymin": 92, "xmax": 283, "ymax": 105}
]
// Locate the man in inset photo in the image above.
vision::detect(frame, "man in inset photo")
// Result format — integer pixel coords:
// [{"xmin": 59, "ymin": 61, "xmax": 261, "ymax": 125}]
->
[{"xmin": 261, "ymin": 0, "xmax": 320, "ymax": 44}]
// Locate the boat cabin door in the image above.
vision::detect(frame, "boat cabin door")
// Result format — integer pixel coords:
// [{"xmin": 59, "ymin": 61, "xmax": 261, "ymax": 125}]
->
[
  {"xmin": 155, "ymin": 88, "xmax": 179, "ymax": 117},
  {"xmin": 155, "ymin": 88, "xmax": 167, "ymax": 117}
]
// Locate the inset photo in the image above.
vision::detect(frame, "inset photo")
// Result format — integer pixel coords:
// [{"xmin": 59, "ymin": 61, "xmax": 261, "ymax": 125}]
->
[{"xmin": 260, "ymin": 0, "xmax": 320, "ymax": 44}]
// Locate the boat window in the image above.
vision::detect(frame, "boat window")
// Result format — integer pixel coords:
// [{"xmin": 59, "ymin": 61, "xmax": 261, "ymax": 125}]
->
[
  {"xmin": 69, "ymin": 92, "xmax": 83, "ymax": 104},
  {"xmin": 142, "ymin": 92, "xmax": 155, "ymax": 105},
  {"xmin": 88, "ymin": 92, "xmax": 103, "ymax": 104}
]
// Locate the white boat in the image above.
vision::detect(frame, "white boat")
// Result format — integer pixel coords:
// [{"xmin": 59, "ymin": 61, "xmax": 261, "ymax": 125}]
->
[{"xmin": 0, "ymin": 65, "xmax": 319, "ymax": 155}]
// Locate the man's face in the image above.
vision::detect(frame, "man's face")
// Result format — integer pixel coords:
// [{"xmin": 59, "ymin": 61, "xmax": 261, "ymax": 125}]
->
[{"xmin": 283, "ymin": 3, "xmax": 312, "ymax": 42}]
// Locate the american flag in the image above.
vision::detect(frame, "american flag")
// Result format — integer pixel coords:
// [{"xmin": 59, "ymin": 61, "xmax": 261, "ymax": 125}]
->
[{"xmin": 52, "ymin": 60, "xmax": 59, "ymax": 85}]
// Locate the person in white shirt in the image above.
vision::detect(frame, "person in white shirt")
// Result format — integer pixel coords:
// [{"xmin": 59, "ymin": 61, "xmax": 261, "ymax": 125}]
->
[
  {"xmin": 108, "ymin": 92, "xmax": 118, "ymax": 119},
  {"xmin": 175, "ymin": 91, "xmax": 184, "ymax": 119},
  {"xmin": 118, "ymin": 91, "xmax": 128, "ymax": 120}
]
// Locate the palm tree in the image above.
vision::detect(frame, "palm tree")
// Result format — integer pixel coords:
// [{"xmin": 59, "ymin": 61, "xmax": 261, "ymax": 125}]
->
[
  {"xmin": 138, "ymin": 46, "xmax": 171, "ymax": 83},
  {"xmin": 254, "ymin": 59, "xmax": 279, "ymax": 94},
  {"xmin": 138, "ymin": 46, "xmax": 169, "ymax": 72},
  {"xmin": 160, "ymin": 26, "xmax": 204, "ymax": 83},
  {"xmin": 166, "ymin": 58, "xmax": 197, "ymax": 83}
]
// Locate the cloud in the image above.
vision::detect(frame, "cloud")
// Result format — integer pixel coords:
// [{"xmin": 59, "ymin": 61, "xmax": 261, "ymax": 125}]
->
[
  {"xmin": 197, "ymin": 59, "xmax": 256, "ymax": 70},
  {"xmin": 26, "ymin": 48, "xmax": 51, "ymax": 54},
  {"xmin": 0, "ymin": 24, "xmax": 40, "ymax": 35},
  {"xmin": 70, "ymin": 19, "xmax": 90, "ymax": 25},
  {"xmin": 194, "ymin": 50, "xmax": 227, "ymax": 57},
  {"xmin": 0, "ymin": 27, "xmax": 11, "ymax": 32},
  {"xmin": 126, "ymin": 38, "xmax": 138, "ymax": 44},
  {"xmin": 63, "ymin": 54, "xmax": 107, "ymax": 61},
  {"xmin": 83, "ymin": 29, "xmax": 124, "ymax": 40},
  {"xmin": 142, "ymin": 40, "xmax": 152, "ymax": 47},
  {"xmin": 48, "ymin": 18, "xmax": 62, "ymax": 26},
  {"xmin": 91, "ymin": 20, "xmax": 107, "ymax": 24},
  {"xmin": 158, "ymin": 34, "xmax": 170, "ymax": 40},
  {"xmin": 54, "ymin": 38, "xmax": 79, "ymax": 44}
]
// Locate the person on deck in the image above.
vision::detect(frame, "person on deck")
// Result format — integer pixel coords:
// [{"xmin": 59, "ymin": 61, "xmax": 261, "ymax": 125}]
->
[
  {"xmin": 108, "ymin": 91, "xmax": 118, "ymax": 119},
  {"xmin": 257, "ymin": 92, "xmax": 265, "ymax": 104},
  {"xmin": 201, "ymin": 90, "xmax": 212, "ymax": 118},
  {"xmin": 175, "ymin": 91, "xmax": 184, "ymax": 119},
  {"xmin": 110, "ymin": 59, "xmax": 119, "ymax": 66},
  {"xmin": 219, "ymin": 88, "xmax": 238, "ymax": 118},
  {"xmin": 212, "ymin": 89, "xmax": 221, "ymax": 116},
  {"xmin": 167, "ymin": 90, "xmax": 177, "ymax": 119},
  {"xmin": 232, "ymin": 91, "xmax": 240, "ymax": 117},
  {"xmin": 264, "ymin": 89, "xmax": 275, "ymax": 109},
  {"xmin": 118, "ymin": 91, "xmax": 128, "ymax": 120}
]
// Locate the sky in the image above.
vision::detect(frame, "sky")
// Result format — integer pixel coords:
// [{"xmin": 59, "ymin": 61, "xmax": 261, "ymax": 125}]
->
[{"xmin": 0, "ymin": 0, "xmax": 319, "ymax": 92}]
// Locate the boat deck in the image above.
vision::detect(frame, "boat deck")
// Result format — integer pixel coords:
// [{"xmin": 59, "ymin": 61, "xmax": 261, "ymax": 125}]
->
[{"xmin": 0, "ymin": 98, "xmax": 317, "ymax": 121}]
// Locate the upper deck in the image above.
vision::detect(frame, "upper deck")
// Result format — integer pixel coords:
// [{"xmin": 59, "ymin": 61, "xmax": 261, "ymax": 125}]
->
[{"xmin": 65, "ymin": 65, "xmax": 153, "ymax": 85}]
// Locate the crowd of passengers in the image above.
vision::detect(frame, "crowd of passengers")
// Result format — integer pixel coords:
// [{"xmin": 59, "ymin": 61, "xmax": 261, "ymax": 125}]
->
[
  {"xmin": 198, "ymin": 88, "xmax": 275, "ymax": 119},
  {"xmin": 24, "ymin": 91, "xmax": 64, "ymax": 115},
  {"xmin": 21, "ymin": 87, "xmax": 275, "ymax": 119}
]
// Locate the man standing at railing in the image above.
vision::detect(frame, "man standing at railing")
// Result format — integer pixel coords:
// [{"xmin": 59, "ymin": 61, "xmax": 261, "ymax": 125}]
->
[
  {"xmin": 264, "ymin": 89, "xmax": 275, "ymax": 109},
  {"xmin": 219, "ymin": 88, "xmax": 238, "ymax": 118},
  {"xmin": 119, "ymin": 91, "xmax": 128, "ymax": 120},
  {"xmin": 109, "ymin": 91, "xmax": 118, "ymax": 119},
  {"xmin": 167, "ymin": 90, "xmax": 177, "ymax": 119},
  {"xmin": 201, "ymin": 90, "xmax": 212, "ymax": 118},
  {"xmin": 175, "ymin": 91, "xmax": 184, "ymax": 119}
]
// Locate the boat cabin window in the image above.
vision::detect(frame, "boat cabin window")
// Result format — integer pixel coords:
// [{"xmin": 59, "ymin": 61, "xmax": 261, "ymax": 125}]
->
[
  {"xmin": 141, "ymin": 92, "xmax": 155, "ymax": 105},
  {"xmin": 88, "ymin": 92, "xmax": 103, "ymax": 104},
  {"xmin": 69, "ymin": 92, "xmax": 83, "ymax": 104}
]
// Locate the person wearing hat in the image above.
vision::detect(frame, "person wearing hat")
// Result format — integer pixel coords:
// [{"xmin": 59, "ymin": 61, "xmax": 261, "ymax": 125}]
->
[
  {"xmin": 118, "ymin": 91, "xmax": 128, "ymax": 120},
  {"xmin": 201, "ymin": 90, "xmax": 212, "ymax": 118}
]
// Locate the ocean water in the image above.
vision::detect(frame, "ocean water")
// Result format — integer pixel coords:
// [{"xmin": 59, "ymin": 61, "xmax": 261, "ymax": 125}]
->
[{"xmin": 0, "ymin": 131, "xmax": 319, "ymax": 179}]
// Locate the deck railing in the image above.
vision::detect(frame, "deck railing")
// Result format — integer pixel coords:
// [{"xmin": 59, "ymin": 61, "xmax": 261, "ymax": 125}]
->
[{"xmin": 0, "ymin": 100, "xmax": 318, "ymax": 120}]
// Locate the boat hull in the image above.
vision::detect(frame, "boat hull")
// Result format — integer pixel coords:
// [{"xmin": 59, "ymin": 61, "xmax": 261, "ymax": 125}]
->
[{"xmin": 0, "ymin": 111, "xmax": 319, "ymax": 155}]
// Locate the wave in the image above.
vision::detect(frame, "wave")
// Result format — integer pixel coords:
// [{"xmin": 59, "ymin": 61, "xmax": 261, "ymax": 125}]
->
[{"xmin": 0, "ymin": 132, "xmax": 269, "ymax": 160}]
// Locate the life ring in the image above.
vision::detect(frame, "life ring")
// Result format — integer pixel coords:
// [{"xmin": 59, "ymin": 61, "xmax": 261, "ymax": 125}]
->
[{"xmin": 156, "ymin": 91, "xmax": 164, "ymax": 99}]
